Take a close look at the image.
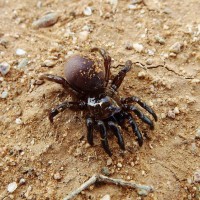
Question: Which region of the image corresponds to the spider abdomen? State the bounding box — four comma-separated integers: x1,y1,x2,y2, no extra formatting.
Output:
64,54,105,93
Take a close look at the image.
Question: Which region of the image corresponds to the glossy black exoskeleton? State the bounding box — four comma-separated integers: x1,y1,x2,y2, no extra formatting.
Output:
40,48,157,156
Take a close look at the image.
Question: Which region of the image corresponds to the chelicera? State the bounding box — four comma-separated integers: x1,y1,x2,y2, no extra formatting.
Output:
40,48,157,156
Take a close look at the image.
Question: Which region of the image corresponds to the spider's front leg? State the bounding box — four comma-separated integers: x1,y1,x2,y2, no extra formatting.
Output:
97,120,112,156
49,101,86,123
111,60,132,91
91,47,111,87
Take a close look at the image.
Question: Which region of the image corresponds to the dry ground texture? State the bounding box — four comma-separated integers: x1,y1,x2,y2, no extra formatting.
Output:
0,0,200,199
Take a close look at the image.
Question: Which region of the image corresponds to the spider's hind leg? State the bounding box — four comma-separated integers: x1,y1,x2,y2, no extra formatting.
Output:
39,74,69,89
121,96,157,121
124,112,143,146
123,104,154,129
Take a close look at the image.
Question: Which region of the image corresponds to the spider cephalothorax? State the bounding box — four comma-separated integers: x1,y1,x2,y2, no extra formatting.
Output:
40,48,157,156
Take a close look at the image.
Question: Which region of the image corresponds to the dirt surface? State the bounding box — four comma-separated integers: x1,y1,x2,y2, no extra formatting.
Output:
0,0,200,199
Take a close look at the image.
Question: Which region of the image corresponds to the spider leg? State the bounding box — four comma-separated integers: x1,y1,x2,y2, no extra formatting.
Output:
108,121,125,150
39,74,69,89
111,60,132,91
49,101,86,123
91,47,111,87
121,96,157,121
123,104,154,129
125,112,143,146
97,120,112,156
86,117,94,145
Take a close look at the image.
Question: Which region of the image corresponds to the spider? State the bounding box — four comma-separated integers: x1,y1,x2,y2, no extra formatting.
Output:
40,48,157,156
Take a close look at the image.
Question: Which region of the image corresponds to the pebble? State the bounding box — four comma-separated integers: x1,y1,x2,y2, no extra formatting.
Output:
43,60,56,67
17,58,28,69
16,48,26,56
0,38,9,47
167,110,176,119
146,58,153,65
117,163,122,168
1,91,8,98
101,194,111,200
106,158,112,166
53,172,62,180
169,42,183,54
154,34,165,44
7,182,18,193
0,62,10,75
147,49,155,56
83,7,92,16
193,170,200,183
78,31,89,41
101,167,110,176
15,118,23,125
174,107,180,114
137,189,148,196
138,71,147,78
133,43,144,53
195,128,200,139
131,0,142,4
19,178,26,185
125,41,133,50
32,12,59,29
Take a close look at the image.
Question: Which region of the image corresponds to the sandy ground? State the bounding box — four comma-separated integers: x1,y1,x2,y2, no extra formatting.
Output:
0,0,200,199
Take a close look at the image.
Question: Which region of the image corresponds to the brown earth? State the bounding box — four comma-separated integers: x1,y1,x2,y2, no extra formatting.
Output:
0,0,200,199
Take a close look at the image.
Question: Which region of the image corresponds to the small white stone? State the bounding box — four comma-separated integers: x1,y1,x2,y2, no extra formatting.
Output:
174,107,180,114
146,58,153,65
133,43,144,52
32,12,58,29
117,163,122,168
101,194,111,200
43,60,56,67
138,71,147,78
1,91,8,98
0,62,10,76
18,58,28,69
106,158,112,166
16,48,26,56
147,49,155,56
154,34,165,44
78,31,89,41
15,118,23,125
193,170,200,183
53,172,62,180
169,42,183,54
7,182,18,193
83,7,92,16
167,110,175,119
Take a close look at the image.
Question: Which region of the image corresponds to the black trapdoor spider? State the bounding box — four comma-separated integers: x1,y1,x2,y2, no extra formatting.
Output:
40,48,157,156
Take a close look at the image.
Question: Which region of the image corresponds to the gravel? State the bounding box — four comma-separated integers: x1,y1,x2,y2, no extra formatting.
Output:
83,7,92,16
133,43,144,52
7,182,18,193
100,194,111,200
1,91,8,98
16,48,26,56
43,60,56,67
32,12,59,28
0,62,10,76
17,58,28,69
169,42,184,54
